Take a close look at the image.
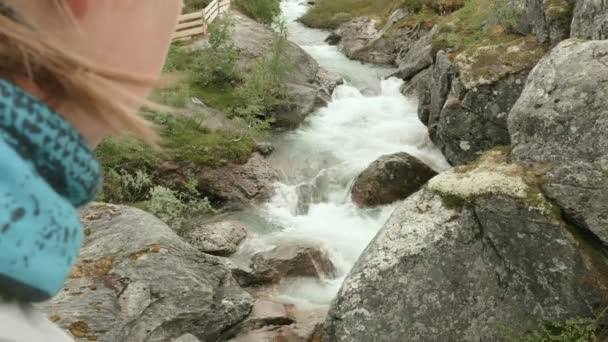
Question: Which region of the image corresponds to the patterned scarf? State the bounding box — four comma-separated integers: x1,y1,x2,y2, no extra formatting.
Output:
0,79,101,207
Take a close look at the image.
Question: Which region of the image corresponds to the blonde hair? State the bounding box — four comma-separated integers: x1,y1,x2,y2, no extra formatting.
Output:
0,0,160,144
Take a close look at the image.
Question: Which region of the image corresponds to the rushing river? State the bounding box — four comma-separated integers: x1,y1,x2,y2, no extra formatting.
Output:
235,0,449,308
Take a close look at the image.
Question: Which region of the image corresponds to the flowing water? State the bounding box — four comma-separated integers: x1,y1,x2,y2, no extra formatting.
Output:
235,0,450,308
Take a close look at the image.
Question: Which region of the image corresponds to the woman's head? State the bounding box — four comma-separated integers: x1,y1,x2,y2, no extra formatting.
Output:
0,0,183,145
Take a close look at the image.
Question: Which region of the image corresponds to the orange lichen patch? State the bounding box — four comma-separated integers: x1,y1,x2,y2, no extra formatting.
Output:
128,244,162,260
49,314,61,322
70,256,116,279
68,321,99,341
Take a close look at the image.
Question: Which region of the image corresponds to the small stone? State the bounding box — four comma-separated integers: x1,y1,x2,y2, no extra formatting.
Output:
251,242,337,280
183,220,248,257
174,333,202,342
255,142,275,156
324,32,341,46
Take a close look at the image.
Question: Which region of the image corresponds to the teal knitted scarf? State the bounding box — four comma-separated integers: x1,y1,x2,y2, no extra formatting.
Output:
0,79,101,301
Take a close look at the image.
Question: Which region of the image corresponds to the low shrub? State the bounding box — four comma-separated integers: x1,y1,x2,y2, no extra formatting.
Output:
194,18,241,87
500,318,598,342
234,0,281,25
147,180,215,231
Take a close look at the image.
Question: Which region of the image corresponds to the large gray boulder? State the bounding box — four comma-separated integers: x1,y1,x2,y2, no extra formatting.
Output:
509,39,608,245
231,11,337,128
39,203,253,342
431,69,527,165
326,151,604,341
350,152,437,208
334,17,396,65
571,0,608,40
331,9,413,66
419,45,538,165
391,29,434,82
517,0,574,45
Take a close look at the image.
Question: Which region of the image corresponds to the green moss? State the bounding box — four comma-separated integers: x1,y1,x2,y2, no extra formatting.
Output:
153,112,255,168
300,0,413,29
499,318,597,341
183,0,212,13
439,193,466,210
192,83,240,113
544,0,574,21
234,0,281,25
429,0,545,86
95,136,160,174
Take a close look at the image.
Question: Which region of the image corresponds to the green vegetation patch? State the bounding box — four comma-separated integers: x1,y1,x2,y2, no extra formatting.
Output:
300,0,413,29
301,0,464,30
430,0,545,88
183,0,212,13
154,112,255,168
96,17,292,209
544,0,574,21
95,135,160,174
499,318,598,341
234,0,281,25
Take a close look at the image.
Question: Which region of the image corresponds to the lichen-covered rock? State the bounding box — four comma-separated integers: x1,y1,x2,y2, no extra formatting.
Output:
391,30,434,82
350,152,437,208
333,13,412,65
453,37,544,89
517,0,575,45
325,151,605,341
571,0,608,40
196,153,279,209
251,243,337,281
334,18,388,64
418,50,455,127
509,39,608,245
182,220,248,257
431,70,527,165
420,47,533,165
38,203,253,342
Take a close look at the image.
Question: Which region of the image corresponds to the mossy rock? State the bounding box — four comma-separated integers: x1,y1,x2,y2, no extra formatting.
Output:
427,150,560,219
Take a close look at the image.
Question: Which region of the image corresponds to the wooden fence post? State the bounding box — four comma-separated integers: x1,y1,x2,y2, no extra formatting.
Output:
201,9,207,36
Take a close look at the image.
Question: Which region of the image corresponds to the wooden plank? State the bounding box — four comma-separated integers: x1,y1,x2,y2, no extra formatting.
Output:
206,10,218,23
204,0,219,13
175,19,204,31
179,11,203,21
172,26,206,40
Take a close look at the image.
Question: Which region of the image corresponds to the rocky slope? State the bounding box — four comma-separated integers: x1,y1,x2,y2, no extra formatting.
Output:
509,39,608,247
326,151,605,341
300,0,608,340
38,204,254,342
40,204,329,342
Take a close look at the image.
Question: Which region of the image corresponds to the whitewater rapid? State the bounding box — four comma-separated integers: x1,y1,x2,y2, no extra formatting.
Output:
235,0,450,307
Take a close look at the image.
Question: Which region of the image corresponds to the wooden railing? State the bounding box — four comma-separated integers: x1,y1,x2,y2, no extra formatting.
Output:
173,0,231,41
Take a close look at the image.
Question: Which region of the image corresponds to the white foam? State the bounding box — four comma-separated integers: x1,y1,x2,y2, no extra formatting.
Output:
236,0,450,306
